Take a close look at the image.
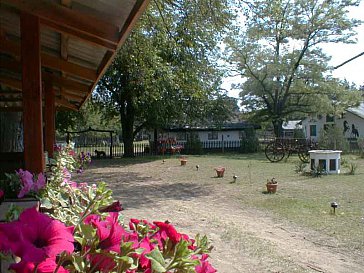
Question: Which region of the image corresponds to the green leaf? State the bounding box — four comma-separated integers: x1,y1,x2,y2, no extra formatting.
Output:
146,249,167,273
72,255,86,272
78,224,96,241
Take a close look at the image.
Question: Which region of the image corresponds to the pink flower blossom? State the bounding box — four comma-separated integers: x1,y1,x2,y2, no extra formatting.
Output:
138,237,154,269
0,208,74,263
0,189,4,200
16,169,34,198
86,213,138,272
33,173,46,192
62,168,72,184
9,258,69,273
195,254,217,273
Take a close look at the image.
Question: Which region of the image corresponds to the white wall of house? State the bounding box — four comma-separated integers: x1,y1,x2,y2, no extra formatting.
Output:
198,130,241,142
160,130,243,142
301,111,363,141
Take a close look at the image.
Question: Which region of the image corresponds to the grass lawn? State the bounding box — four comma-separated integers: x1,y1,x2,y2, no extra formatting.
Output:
93,152,364,256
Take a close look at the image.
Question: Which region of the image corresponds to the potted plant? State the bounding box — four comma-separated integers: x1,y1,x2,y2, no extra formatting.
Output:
0,170,45,221
215,166,226,177
180,156,188,166
266,177,278,193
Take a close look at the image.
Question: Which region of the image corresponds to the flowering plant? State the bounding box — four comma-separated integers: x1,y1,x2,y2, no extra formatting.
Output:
266,177,278,184
0,145,216,272
0,169,46,201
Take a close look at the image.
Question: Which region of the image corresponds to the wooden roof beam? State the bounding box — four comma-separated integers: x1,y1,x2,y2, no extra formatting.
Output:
1,0,119,50
56,96,78,111
85,0,150,104
0,39,97,81
0,59,91,94
0,75,22,90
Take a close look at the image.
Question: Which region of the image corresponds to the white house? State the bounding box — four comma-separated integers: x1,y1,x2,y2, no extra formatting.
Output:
301,102,364,141
151,121,261,153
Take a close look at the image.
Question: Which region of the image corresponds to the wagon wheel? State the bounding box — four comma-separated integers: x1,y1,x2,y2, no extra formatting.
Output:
297,147,309,163
265,142,285,162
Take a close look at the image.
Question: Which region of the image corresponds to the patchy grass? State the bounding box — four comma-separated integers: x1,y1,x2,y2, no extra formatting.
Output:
86,152,364,256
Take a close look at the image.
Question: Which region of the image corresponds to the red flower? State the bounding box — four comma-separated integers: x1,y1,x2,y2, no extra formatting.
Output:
153,221,181,246
0,208,74,263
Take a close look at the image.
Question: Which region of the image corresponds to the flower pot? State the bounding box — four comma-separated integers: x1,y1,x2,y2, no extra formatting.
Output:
266,183,278,193
180,159,187,166
0,198,40,222
215,168,225,177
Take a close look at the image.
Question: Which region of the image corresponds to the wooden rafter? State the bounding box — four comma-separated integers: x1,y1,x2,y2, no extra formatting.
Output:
0,60,90,95
55,96,78,110
1,0,119,50
0,38,97,81
85,0,151,104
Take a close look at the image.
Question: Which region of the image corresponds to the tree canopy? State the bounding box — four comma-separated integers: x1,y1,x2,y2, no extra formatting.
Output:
226,0,362,136
94,0,237,156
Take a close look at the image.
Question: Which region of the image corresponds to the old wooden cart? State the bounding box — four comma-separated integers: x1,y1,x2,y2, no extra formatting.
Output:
264,138,318,163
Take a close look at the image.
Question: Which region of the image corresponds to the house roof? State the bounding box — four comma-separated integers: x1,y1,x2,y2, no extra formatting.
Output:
165,122,261,132
282,120,302,130
346,102,364,119
0,0,149,111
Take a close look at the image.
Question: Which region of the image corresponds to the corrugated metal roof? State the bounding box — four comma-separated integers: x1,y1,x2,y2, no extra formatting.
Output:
347,102,364,119
0,0,150,111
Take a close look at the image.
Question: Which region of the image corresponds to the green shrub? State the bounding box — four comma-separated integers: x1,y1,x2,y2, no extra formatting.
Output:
318,125,349,152
240,128,259,153
184,133,203,155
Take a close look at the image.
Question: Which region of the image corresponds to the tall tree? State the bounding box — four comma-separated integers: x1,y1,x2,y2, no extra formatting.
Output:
94,0,235,156
226,0,361,137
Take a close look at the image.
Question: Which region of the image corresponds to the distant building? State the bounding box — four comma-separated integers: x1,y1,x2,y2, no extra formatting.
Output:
301,103,364,141
151,121,261,153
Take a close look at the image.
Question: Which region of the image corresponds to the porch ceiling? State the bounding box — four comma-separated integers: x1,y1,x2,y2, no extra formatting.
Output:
0,0,149,111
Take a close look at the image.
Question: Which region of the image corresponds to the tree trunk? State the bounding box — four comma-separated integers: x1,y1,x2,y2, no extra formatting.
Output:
0,112,24,152
120,96,135,157
272,119,283,138
122,119,134,157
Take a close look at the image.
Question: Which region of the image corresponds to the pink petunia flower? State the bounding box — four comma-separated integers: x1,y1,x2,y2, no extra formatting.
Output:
86,213,139,272
9,258,69,273
33,173,46,192
0,207,74,263
195,254,217,273
138,237,155,269
16,169,34,198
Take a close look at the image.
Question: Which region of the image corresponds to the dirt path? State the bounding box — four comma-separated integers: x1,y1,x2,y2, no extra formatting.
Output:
82,162,364,273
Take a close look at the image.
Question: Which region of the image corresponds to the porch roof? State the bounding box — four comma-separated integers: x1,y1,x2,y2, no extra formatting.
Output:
0,0,149,111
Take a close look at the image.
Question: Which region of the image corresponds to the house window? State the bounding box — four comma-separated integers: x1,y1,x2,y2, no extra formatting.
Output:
326,115,334,123
310,125,317,137
208,131,218,140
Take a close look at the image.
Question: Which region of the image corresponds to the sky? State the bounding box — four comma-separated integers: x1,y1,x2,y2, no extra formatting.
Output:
223,1,364,99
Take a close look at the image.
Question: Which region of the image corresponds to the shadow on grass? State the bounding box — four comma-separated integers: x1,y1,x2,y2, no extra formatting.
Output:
76,170,212,210
87,155,180,168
